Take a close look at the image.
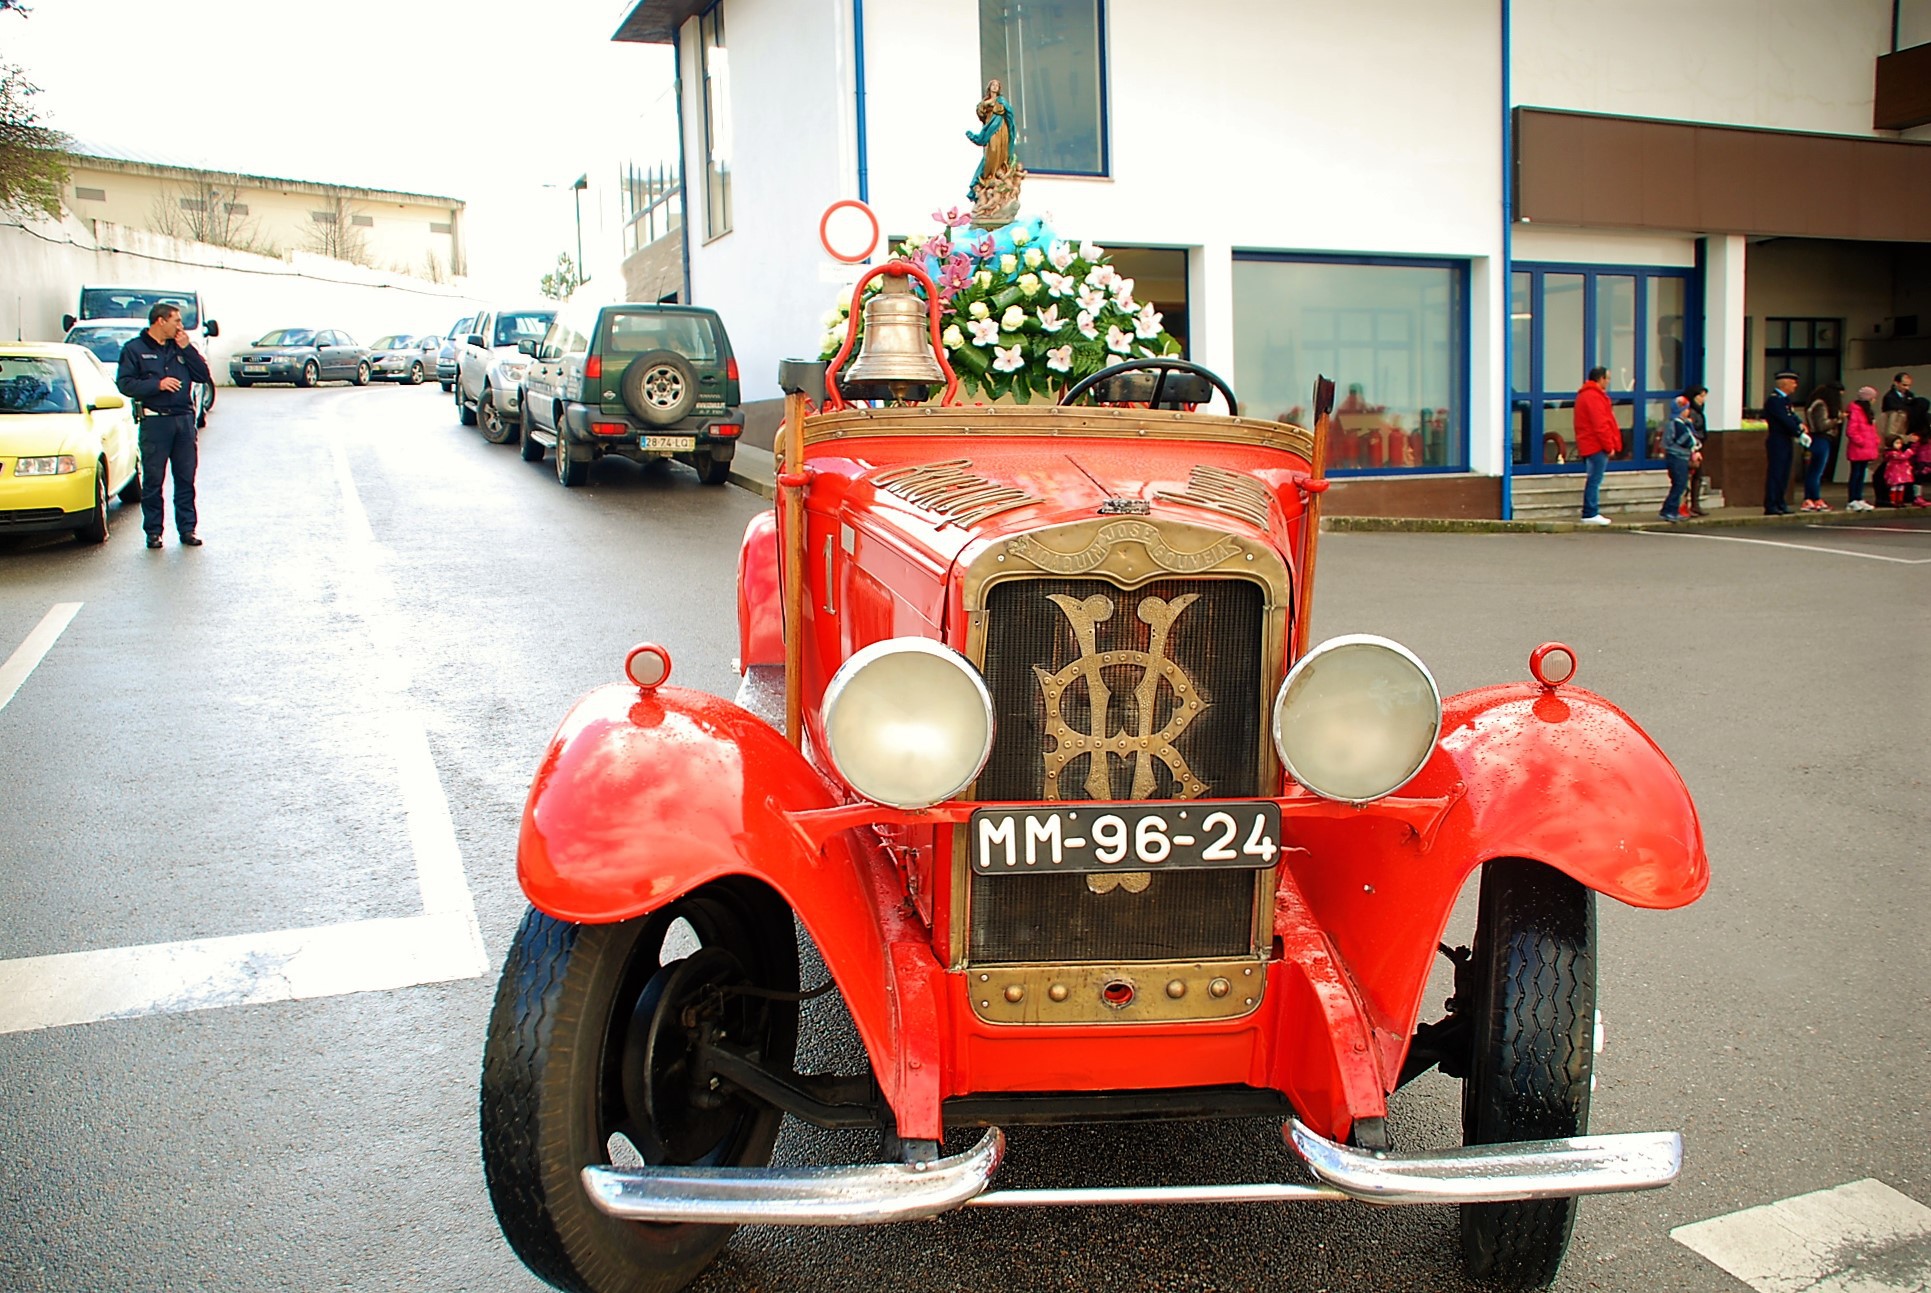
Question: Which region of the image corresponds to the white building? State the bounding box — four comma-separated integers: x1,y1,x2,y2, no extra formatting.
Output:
615,0,1931,517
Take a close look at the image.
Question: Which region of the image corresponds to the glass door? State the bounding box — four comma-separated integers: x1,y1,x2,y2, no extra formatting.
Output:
1511,264,1697,472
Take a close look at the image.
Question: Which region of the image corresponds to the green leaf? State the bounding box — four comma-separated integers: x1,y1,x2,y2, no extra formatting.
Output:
991,286,1022,310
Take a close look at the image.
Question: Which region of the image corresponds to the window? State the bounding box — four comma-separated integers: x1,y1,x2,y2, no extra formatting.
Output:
1763,317,1841,399
699,4,732,240
310,209,337,224
178,197,206,212
430,221,453,234
493,312,555,347
1510,264,1697,469
351,214,375,228
73,186,106,202
1234,255,1467,472
225,202,249,216
1107,247,1188,354
979,0,1106,176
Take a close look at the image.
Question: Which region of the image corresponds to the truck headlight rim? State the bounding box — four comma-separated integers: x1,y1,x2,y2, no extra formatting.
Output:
1271,633,1442,804
821,637,995,810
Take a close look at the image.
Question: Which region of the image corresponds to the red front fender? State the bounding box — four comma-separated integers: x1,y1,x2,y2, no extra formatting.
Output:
1284,682,1709,1085
737,510,783,670
517,683,945,1137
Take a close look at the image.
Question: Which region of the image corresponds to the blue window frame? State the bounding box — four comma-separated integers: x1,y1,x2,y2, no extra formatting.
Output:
1233,252,1470,474
978,0,1108,177
1511,262,1700,472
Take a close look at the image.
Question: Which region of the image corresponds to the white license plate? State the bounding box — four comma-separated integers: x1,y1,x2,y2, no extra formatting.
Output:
642,435,696,451
970,801,1283,874
242,365,269,373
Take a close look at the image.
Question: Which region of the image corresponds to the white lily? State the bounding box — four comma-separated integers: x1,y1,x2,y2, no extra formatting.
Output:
1079,240,1102,261
992,344,1025,373
1077,284,1108,314
1106,324,1134,355
1077,310,1099,340
1037,304,1067,333
1134,302,1164,339
1041,271,1073,297
1045,344,1074,372
1048,241,1076,271
969,317,1002,346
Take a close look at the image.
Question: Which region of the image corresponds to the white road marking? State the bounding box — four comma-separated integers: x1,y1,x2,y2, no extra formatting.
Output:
1808,523,1931,534
1672,1178,1931,1292
0,427,486,1035
1634,530,1931,564
0,602,82,713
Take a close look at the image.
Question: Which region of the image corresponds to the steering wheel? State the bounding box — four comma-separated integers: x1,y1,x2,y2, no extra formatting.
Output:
1057,357,1238,413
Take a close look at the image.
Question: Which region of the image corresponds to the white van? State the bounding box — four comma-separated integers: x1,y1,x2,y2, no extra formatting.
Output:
63,285,221,420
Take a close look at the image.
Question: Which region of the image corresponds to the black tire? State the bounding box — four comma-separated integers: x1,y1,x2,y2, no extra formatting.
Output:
619,351,699,428
117,457,142,504
480,387,516,444
353,361,371,387
457,380,478,426
408,362,425,386
556,425,588,487
520,403,545,462
298,360,319,389
481,884,798,1293
1460,859,1598,1289
75,462,109,544
692,451,730,486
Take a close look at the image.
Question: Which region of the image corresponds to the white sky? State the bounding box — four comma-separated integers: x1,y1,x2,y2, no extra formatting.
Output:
5,0,678,297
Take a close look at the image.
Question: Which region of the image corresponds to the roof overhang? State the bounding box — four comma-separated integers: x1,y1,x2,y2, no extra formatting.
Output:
612,0,708,44
1514,108,1931,242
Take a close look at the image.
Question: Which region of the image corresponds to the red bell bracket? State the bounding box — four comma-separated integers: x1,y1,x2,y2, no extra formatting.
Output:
1529,642,1578,690
823,259,961,412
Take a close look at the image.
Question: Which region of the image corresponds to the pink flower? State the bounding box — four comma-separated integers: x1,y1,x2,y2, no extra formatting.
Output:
1105,324,1134,355
932,206,972,229
940,255,974,292
921,235,950,259
974,234,997,259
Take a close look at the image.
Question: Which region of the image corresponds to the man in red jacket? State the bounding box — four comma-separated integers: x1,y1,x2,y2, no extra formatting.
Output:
1574,366,1622,525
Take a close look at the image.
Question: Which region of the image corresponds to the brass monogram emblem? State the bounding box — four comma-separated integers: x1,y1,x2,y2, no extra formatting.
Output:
1034,591,1210,805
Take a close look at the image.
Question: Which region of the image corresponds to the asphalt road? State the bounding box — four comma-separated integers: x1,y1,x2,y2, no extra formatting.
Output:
0,385,1925,1293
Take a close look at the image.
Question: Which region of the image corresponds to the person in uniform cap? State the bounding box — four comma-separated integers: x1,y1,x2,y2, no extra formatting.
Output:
1761,370,1806,516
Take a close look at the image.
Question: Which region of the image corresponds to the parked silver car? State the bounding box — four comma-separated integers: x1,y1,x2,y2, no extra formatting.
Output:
369,335,441,384
455,306,554,443
230,328,372,387
437,316,473,392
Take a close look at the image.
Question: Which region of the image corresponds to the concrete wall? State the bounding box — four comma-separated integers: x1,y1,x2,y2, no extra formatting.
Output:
64,161,464,281
1514,0,1895,136
4,213,484,382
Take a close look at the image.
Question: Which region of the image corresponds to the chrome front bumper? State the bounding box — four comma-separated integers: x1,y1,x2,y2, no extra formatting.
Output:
581,1120,1682,1225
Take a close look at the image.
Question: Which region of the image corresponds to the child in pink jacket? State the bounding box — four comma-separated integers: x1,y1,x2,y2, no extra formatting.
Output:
1844,388,1881,510
1881,435,1916,508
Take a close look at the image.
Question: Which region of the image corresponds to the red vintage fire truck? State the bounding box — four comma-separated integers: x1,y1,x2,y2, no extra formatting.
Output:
480,256,1709,1293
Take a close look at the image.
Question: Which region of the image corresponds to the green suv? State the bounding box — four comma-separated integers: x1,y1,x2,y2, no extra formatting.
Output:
515,302,742,487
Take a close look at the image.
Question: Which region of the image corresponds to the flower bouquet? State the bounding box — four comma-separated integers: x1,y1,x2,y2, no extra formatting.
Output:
819,208,1182,403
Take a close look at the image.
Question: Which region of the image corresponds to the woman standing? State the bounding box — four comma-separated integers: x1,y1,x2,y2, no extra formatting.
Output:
1800,382,1845,511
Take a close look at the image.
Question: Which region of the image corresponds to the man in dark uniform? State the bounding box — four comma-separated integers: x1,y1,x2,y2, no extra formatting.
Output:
116,302,212,548
1761,369,1805,516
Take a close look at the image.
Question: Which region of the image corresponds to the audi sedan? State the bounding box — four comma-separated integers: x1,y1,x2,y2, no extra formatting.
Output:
369,335,441,384
229,328,372,388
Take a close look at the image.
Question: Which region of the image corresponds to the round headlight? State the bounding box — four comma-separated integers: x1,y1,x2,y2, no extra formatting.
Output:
1271,634,1441,803
822,638,995,809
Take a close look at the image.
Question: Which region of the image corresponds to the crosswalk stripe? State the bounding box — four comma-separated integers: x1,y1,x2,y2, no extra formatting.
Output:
1671,1178,1931,1292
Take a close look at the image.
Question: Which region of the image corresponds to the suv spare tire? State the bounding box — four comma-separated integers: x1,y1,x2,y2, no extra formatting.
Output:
619,350,699,428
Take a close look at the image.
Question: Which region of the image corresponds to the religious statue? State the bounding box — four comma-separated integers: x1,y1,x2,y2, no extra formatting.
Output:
964,78,1026,227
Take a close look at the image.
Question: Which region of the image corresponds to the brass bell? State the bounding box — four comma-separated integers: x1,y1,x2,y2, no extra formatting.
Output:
844,271,946,394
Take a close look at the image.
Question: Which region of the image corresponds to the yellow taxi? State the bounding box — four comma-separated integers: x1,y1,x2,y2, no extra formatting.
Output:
0,342,142,544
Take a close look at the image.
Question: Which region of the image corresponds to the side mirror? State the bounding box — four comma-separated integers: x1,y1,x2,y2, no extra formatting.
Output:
88,393,128,412
204,320,220,339
516,339,537,357
467,334,485,348
62,314,77,331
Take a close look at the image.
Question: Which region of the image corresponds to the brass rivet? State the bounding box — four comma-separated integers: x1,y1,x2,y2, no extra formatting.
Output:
1208,978,1231,998
1165,979,1186,999
1048,983,1070,1002
979,973,990,982
1004,984,1025,1003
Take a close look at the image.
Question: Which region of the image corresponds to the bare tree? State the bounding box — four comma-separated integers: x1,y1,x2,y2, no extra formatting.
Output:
148,170,275,254
420,250,447,284
302,195,372,266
